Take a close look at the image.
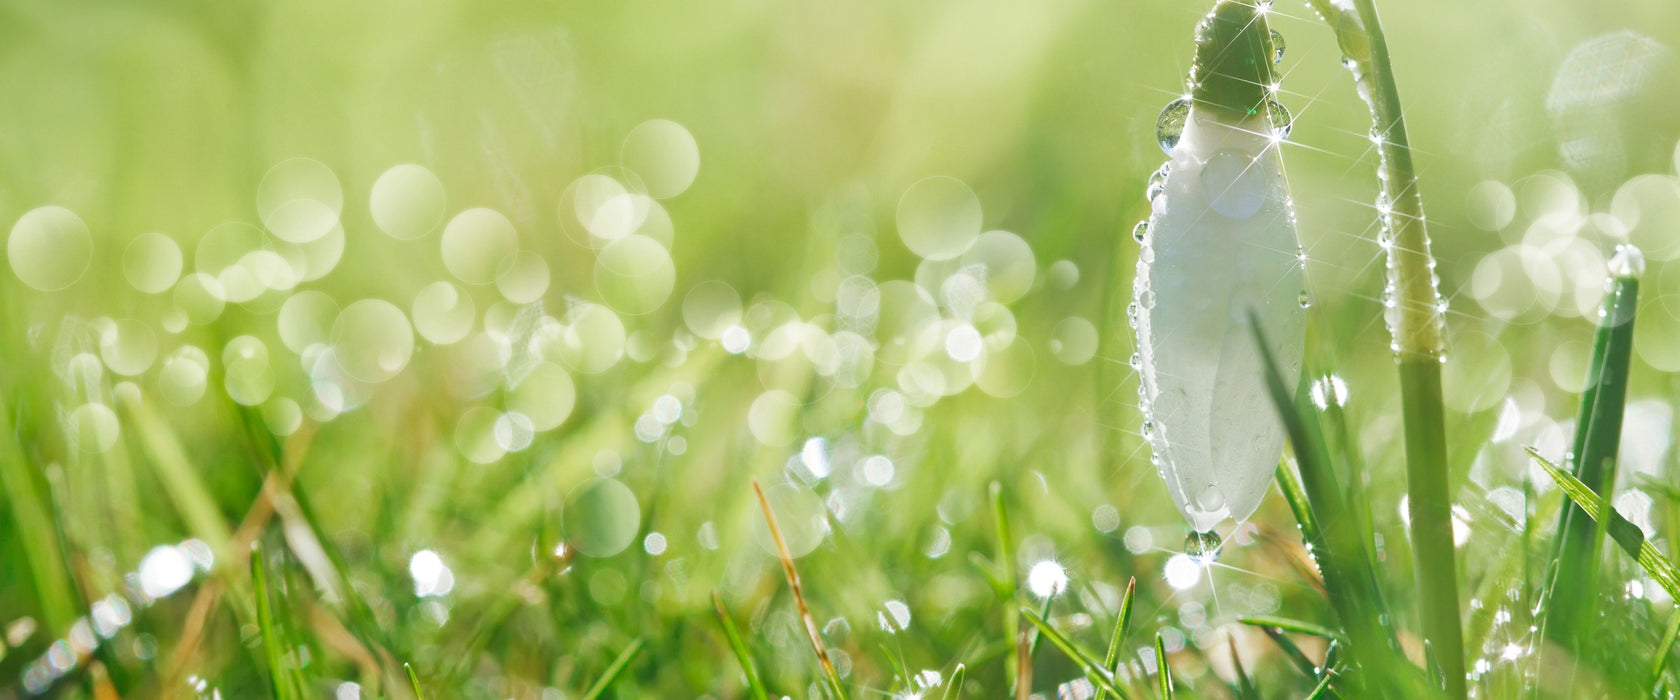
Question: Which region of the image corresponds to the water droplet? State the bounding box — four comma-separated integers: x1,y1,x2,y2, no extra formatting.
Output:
1298,290,1313,308
1267,100,1293,140
1270,29,1286,64
1184,530,1223,561
1155,98,1190,155
1132,221,1149,243
1608,244,1645,279
1130,352,1141,369
1141,420,1155,437
1138,290,1156,309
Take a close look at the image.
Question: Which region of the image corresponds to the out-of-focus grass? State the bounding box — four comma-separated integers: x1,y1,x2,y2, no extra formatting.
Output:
2,0,1680,697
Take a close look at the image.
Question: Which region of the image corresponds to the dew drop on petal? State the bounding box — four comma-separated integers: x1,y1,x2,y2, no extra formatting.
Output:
1184,530,1223,562
1155,98,1190,155
1270,29,1285,64
1266,100,1293,140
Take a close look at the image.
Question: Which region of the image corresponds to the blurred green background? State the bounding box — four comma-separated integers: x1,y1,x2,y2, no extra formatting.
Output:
4,0,1680,697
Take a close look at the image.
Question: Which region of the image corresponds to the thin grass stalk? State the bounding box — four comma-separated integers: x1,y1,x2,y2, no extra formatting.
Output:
1649,608,1680,692
713,591,772,700
1021,608,1131,699
1015,619,1032,700
1099,577,1137,700
752,479,846,699
1547,267,1639,643
1155,632,1174,698
252,542,300,700
1228,633,1259,700
1251,313,1414,695
405,662,426,700
582,638,644,700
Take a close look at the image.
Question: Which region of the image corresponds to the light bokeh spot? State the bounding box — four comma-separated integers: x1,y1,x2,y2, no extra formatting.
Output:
370,164,447,240
8,206,92,291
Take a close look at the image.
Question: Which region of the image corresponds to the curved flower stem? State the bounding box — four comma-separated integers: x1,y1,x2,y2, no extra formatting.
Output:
1306,0,1464,694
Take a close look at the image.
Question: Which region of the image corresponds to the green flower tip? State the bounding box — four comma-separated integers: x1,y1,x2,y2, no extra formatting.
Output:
1191,0,1278,122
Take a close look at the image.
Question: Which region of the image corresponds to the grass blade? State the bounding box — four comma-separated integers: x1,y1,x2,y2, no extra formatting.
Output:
1228,632,1259,700
1547,266,1639,643
753,479,846,699
1155,632,1173,699
581,637,644,700
1020,608,1130,699
941,663,966,700
1258,624,1321,681
1527,448,1680,600
1238,616,1338,639
1099,577,1136,700
0,391,79,635
1650,608,1680,693
1306,671,1338,699
252,542,299,700
1248,310,1409,693
713,591,771,700
406,663,426,700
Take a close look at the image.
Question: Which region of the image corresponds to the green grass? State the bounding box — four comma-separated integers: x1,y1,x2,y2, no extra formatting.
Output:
3,0,1680,698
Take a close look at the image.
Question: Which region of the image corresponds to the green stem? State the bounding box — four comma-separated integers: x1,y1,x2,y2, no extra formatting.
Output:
1311,0,1465,691
1398,361,1464,696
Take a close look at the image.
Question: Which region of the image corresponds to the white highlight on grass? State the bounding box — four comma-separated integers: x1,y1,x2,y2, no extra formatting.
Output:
1027,560,1069,599
138,546,194,599
409,549,455,597
1163,554,1201,590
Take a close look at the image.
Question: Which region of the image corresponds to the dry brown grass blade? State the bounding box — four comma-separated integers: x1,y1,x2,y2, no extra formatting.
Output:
751,479,844,697
163,425,316,687
1015,619,1033,700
